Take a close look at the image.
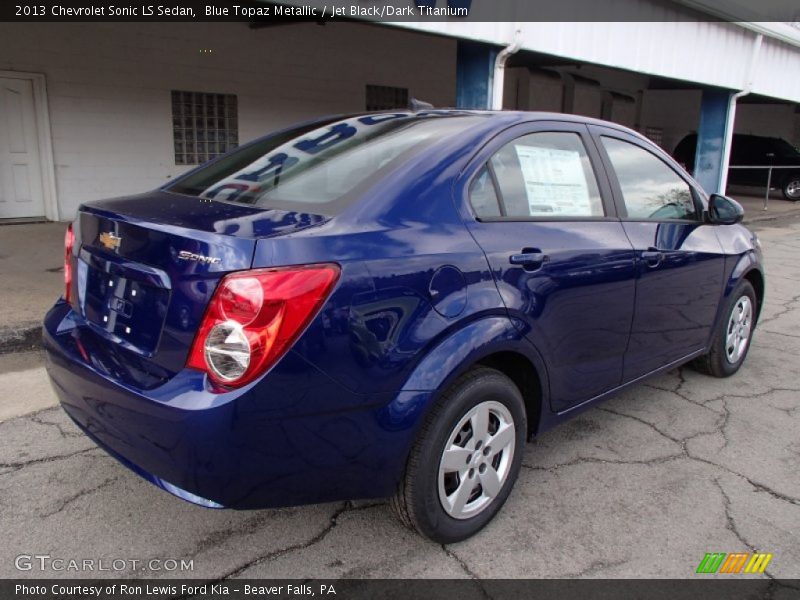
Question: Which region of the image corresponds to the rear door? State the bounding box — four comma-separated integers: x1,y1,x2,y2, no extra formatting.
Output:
589,125,726,382
459,121,637,412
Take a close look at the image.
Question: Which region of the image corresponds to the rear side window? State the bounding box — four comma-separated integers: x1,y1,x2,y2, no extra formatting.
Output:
168,113,483,215
470,131,605,219
601,136,698,221
469,165,502,218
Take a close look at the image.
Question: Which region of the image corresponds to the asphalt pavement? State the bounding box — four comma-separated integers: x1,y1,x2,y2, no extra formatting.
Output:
0,216,798,582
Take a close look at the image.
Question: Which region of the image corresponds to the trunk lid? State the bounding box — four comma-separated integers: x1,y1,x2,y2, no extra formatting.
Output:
71,191,328,382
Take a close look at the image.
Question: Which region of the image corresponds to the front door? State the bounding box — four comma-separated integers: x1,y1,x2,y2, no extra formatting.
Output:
460,122,637,412
0,76,45,219
590,126,726,382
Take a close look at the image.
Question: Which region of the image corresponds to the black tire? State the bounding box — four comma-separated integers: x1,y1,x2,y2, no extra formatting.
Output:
390,366,527,543
692,280,757,377
782,176,800,201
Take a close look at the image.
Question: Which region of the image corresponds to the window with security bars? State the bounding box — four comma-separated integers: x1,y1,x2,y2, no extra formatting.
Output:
366,84,409,111
172,91,238,165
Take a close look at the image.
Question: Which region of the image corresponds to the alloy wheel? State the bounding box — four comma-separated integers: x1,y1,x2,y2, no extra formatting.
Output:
786,179,800,199
437,400,516,520
725,295,753,364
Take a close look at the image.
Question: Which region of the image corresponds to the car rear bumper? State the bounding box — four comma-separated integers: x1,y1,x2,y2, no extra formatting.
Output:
44,301,424,509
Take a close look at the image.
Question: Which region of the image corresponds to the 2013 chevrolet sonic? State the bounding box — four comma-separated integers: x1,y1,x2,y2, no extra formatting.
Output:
44,110,764,542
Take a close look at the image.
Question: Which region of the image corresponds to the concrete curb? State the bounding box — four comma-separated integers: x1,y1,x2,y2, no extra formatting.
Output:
0,323,43,355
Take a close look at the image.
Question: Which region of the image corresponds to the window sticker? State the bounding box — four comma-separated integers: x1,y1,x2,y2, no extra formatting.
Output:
514,145,593,216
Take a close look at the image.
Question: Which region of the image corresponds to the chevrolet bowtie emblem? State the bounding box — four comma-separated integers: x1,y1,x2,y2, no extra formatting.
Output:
99,231,122,251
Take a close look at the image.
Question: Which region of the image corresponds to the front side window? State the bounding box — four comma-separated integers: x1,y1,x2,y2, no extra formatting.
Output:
470,131,604,219
601,136,698,221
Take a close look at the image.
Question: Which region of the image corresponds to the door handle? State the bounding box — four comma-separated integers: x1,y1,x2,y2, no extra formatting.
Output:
641,248,663,268
509,250,547,270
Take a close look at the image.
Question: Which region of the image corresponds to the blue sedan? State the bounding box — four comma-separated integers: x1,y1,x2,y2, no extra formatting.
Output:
44,110,764,542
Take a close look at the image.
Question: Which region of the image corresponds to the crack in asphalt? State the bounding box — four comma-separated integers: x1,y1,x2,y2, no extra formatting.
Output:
40,476,121,518
746,479,800,507
757,292,800,326
28,413,84,439
0,404,62,426
566,557,630,578
187,502,352,589
710,477,794,585
2,376,796,581
770,404,800,418
642,381,723,414
717,397,734,450
182,510,285,563
596,406,688,446
596,405,800,507
521,453,685,472
1,372,796,583
760,329,800,340
440,545,492,600
0,446,96,472
713,478,756,553
521,385,800,549
714,387,800,404
117,505,396,580
752,341,800,357
174,500,387,589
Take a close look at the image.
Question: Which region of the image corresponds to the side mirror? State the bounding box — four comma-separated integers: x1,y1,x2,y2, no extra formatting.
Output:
708,194,744,225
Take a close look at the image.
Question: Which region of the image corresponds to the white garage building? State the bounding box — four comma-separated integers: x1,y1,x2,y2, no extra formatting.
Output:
0,2,799,221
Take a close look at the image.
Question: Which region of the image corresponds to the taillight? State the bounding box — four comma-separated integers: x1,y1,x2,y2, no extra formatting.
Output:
64,224,75,303
187,264,340,389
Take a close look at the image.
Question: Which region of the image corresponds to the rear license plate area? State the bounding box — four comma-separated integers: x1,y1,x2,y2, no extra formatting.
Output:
79,256,170,355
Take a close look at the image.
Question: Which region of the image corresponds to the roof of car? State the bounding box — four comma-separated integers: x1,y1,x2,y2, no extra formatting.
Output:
353,108,647,144
366,108,637,129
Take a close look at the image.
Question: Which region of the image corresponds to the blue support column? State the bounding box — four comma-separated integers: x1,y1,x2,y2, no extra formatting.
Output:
456,40,497,109
694,89,735,194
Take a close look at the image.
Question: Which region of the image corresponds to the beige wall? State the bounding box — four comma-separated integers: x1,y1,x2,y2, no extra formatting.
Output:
734,104,798,139
0,22,456,219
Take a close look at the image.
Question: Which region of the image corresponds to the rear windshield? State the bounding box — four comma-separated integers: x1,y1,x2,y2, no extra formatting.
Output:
167,113,483,215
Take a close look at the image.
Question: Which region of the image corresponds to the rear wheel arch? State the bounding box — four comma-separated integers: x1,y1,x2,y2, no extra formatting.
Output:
474,351,543,439
400,316,548,395
395,320,548,468
404,346,547,443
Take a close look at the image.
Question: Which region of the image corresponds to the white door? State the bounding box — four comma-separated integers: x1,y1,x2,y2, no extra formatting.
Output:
0,77,45,219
